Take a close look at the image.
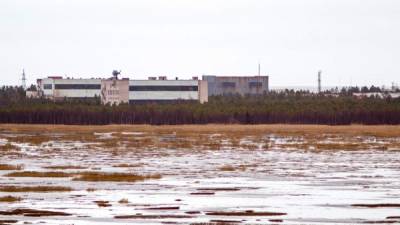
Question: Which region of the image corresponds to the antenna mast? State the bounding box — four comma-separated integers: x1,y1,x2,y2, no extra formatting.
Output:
257,63,261,95
318,70,322,93
22,69,26,90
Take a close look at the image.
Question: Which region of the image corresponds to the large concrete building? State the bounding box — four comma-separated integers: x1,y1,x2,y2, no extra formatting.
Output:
37,76,208,104
128,79,208,104
37,74,268,103
202,75,269,96
37,77,101,100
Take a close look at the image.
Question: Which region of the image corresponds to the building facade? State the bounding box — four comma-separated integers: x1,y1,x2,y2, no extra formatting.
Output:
202,75,269,96
101,78,129,105
37,77,101,100
128,79,208,104
37,76,208,104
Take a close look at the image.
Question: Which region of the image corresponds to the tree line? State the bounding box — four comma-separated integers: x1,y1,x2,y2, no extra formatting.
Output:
0,86,400,125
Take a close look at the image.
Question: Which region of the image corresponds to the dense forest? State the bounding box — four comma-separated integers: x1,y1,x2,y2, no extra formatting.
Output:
0,86,400,125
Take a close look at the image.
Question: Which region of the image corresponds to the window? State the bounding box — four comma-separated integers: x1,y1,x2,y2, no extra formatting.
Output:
129,85,198,91
43,84,52,89
108,90,119,95
249,82,262,88
54,84,101,89
221,82,236,88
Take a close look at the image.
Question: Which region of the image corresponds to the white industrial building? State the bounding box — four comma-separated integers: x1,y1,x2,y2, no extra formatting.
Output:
128,79,207,104
37,77,101,100
37,76,208,104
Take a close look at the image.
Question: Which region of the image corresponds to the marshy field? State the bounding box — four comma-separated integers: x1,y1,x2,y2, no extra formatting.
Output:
0,124,400,225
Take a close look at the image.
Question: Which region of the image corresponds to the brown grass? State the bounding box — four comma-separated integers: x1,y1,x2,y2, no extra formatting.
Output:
205,210,287,216
4,171,72,178
1,125,399,154
143,206,180,210
0,164,23,170
219,165,236,171
118,198,129,204
197,188,240,191
0,196,22,202
6,135,51,145
112,163,143,168
386,216,400,219
191,223,238,225
2,124,400,137
0,143,15,151
0,220,18,224
0,208,71,216
0,186,72,192
351,203,400,208
43,165,87,170
73,172,161,182
94,200,111,207
115,214,193,219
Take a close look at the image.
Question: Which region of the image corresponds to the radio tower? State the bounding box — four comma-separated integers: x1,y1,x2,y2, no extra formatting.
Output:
21,69,26,90
318,70,322,93
257,63,261,95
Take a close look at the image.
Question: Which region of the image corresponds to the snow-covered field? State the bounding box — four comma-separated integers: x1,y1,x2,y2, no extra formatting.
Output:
1,125,400,225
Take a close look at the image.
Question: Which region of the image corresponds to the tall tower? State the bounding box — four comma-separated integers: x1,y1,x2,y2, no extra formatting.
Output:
22,69,26,90
318,70,322,93
257,63,261,95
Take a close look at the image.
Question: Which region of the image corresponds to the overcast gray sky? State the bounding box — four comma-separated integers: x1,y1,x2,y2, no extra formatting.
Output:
1,0,399,87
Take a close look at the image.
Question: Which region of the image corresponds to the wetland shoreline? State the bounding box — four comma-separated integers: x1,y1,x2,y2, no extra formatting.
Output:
1,124,400,137
1,124,400,224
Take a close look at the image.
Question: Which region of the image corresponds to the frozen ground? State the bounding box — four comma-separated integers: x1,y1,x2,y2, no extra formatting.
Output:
0,126,400,225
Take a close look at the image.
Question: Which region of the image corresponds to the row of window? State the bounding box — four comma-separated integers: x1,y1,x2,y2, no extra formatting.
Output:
129,99,197,104
129,86,198,91
107,90,119,95
43,84,199,92
55,84,101,89
43,84,101,90
221,82,263,88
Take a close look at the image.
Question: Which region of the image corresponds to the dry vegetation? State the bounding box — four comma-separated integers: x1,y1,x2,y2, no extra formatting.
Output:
191,223,238,225
0,164,23,170
351,203,400,208
0,143,15,151
205,210,287,216
1,124,400,153
43,165,87,170
112,163,143,168
2,124,400,137
4,171,72,178
6,135,51,145
118,198,129,204
0,186,72,192
0,208,71,216
0,196,21,202
94,200,112,207
72,172,161,182
218,165,236,172
115,214,193,219
0,220,18,225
